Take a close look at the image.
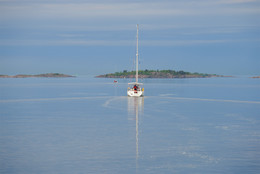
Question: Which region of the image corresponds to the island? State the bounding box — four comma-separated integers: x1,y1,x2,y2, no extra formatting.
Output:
96,70,226,78
251,76,260,78
0,73,76,78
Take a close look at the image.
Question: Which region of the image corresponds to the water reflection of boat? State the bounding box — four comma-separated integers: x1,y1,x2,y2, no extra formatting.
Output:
127,97,144,160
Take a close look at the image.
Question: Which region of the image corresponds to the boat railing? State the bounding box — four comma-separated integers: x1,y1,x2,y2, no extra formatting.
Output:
127,87,144,92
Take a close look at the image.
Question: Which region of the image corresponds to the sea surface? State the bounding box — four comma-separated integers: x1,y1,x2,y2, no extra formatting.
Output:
0,77,259,174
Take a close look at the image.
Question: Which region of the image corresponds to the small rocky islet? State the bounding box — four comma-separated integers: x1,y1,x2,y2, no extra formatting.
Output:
0,73,75,78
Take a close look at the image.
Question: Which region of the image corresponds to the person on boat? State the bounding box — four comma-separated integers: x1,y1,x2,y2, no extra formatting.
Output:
133,85,138,91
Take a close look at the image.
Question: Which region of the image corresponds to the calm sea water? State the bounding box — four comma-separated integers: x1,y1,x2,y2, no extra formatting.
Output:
0,77,259,174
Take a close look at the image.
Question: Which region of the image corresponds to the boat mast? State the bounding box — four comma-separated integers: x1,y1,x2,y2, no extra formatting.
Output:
136,24,139,83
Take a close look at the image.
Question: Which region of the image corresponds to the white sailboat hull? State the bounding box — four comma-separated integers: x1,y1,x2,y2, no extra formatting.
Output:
127,90,144,97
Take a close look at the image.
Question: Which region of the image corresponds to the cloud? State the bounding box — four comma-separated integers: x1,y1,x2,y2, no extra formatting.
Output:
0,1,259,48
0,39,132,46
216,0,257,4
58,34,87,38
1,0,259,22
0,2,186,20
0,38,245,47
141,39,236,46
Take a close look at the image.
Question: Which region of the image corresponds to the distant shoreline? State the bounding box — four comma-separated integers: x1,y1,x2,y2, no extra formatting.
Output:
0,73,76,78
251,76,260,78
96,70,231,79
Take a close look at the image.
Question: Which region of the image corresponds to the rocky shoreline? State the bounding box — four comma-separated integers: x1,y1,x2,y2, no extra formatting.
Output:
96,74,224,78
0,73,76,78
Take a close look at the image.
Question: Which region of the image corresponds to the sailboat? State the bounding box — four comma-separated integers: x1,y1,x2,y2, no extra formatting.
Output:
127,24,144,97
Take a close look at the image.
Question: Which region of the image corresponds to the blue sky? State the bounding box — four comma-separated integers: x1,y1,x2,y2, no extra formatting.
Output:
0,0,259,76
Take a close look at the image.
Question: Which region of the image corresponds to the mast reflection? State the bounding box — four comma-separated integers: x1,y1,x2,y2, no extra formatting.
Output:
127,97,144,160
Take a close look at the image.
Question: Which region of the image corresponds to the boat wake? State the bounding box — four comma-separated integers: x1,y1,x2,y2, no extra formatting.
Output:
159,96,260,104
0,96,110,103
0,96,259,105
102,96,126,108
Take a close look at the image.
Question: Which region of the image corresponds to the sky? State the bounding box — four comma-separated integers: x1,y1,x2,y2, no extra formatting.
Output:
0,0,259,76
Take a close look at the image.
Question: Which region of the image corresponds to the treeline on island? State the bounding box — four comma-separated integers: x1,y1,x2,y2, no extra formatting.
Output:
96,69,225,78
